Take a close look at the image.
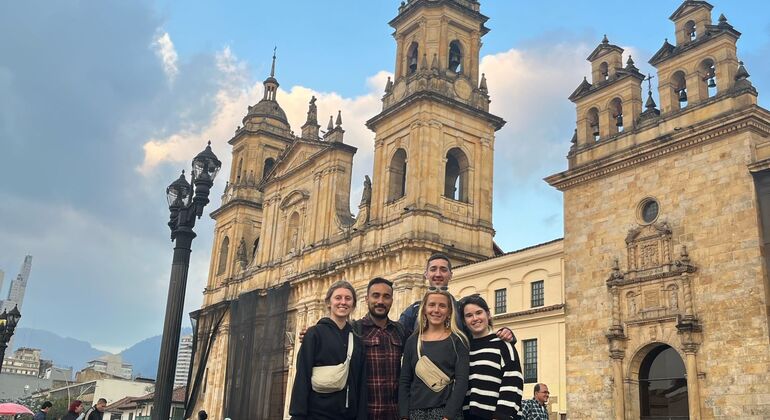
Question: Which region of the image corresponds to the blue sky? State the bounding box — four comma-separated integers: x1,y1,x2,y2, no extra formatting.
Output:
1,0,768,353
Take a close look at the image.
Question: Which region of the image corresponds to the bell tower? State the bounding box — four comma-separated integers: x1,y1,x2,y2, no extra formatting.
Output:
366,0,504,261
205,52,293,294
568,35,645,152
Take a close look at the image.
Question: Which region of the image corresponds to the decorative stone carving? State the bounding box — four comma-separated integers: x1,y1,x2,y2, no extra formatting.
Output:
606,221,701,359
236,237,248,270
360,175,372,206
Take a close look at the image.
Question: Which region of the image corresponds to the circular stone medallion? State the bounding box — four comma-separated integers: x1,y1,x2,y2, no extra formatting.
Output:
453,78,472,100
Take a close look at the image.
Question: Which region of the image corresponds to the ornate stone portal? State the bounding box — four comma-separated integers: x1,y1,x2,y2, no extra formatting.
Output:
605,221,702,419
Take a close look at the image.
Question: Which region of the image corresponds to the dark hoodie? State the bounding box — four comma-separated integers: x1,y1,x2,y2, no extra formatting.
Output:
289,317,367,420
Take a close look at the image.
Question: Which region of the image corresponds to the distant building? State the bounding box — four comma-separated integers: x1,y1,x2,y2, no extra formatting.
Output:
0,255,32,313
42,377,155,408
1,347,41,376
44,366,74,388
174,334,192,387
78,354,133,381
38,359,53,378
0,372,52,401
106,385,186,420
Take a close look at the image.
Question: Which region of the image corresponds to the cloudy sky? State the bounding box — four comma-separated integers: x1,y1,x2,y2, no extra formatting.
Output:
1,0,768,353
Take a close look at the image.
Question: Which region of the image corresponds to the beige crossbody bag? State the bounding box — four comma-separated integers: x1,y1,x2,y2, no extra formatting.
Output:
310,332,354,393
414,338,452,392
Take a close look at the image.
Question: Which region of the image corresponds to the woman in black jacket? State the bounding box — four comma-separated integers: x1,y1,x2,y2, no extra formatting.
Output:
289,280,367,420
61,400,83,420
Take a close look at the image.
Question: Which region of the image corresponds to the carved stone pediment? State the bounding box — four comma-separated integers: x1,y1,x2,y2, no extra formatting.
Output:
608,221,696,287
606,221,700,342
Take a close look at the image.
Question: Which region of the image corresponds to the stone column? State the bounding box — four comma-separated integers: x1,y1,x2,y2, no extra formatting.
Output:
438,17,448,71
607,285,627,420
611,354,626,420
681,274,694,318
684,345,702,420
395,35,405,80
470,31,480,85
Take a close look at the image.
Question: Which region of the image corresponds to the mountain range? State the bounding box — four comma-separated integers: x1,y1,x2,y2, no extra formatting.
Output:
10,327,192,379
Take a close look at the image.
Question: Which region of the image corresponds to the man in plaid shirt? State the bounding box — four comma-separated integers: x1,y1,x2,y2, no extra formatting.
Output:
521,383,550,420
352,277,408,420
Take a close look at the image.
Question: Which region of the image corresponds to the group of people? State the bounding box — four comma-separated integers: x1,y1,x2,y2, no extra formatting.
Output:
33,399,106,420
289,253,551,420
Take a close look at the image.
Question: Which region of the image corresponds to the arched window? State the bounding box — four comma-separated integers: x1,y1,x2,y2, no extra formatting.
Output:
600,62,609,81
217,236,230,275
444,147,470,202
699,59,717,98
639,345,689,418
672,71,688,109
448,40,463,74
587,107,600,142
286,212,300,254
252,236,260,260
262,157,275,180
388,148,407,202
407,42,419,75
610,97,624,134
236,158,243,183
685,20,696,41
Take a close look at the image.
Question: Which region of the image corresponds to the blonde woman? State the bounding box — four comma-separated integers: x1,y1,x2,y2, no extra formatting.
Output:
289,280,367,420
399,287,469,420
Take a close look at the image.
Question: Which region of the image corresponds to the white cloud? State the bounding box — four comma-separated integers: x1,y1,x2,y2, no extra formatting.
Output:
138,48,389,210
152,31,179,82
481,40,593,184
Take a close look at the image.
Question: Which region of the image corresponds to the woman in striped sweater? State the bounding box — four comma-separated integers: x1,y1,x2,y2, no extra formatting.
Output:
460,295,524,420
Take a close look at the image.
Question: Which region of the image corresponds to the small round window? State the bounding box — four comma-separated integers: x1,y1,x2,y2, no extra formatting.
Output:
640,199,659,224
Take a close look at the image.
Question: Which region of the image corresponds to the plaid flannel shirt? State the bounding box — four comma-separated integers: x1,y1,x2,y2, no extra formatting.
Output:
521,398,549,420
357,314,404,419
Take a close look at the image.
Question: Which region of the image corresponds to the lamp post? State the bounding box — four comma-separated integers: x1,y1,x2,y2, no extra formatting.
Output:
153,142,221,420
0,305,22,373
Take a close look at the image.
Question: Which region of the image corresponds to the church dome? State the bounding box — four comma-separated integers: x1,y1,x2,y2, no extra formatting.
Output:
244,98,289,126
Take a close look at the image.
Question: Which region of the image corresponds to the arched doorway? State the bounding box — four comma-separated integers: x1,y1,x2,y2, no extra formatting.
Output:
639,344,689,419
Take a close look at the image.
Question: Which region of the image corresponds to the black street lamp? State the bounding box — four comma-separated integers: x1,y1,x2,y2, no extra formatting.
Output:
153,142,221,420
0,305,22,373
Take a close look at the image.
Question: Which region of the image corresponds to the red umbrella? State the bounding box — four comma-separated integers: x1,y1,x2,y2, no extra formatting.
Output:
0,403,34,415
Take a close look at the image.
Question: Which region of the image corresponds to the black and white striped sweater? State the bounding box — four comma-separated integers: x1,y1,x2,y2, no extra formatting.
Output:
463,334,524,420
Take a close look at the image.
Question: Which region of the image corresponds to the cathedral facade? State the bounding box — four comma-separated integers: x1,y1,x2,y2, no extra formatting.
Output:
546,1,770,418
187,1,770,419
189,0,504,418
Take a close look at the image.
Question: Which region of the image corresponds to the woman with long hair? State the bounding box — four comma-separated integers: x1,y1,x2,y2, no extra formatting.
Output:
61,400,83,420
399,288,469,420
460,295,523,420
289,280,367,420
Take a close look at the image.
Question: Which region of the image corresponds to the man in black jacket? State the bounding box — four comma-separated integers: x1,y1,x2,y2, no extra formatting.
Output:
32,401,52,420
84,398,107,420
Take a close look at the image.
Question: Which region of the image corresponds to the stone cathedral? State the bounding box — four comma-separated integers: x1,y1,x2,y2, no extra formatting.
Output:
188,1,503,419
187,0,770,419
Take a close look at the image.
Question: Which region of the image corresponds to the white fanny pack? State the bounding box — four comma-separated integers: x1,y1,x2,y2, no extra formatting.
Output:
414,339,452,392
310,332,354,393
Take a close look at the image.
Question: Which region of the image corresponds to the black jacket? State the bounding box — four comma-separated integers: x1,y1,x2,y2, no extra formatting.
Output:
85,407,103,420
61,412,79,420
289,317,367,420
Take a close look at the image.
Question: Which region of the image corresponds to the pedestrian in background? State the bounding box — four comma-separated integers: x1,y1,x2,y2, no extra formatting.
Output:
61,400,83,420
33,401,52,420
